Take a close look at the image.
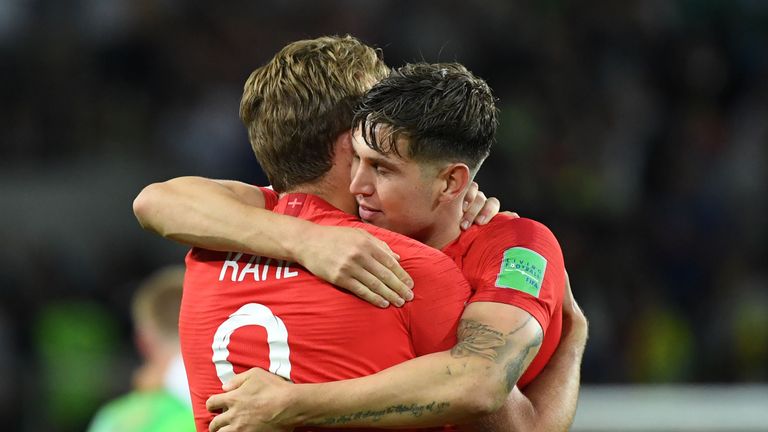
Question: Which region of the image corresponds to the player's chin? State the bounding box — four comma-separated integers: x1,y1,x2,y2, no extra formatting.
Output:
362,212,387,228
361,214,383,226
358,205,382,222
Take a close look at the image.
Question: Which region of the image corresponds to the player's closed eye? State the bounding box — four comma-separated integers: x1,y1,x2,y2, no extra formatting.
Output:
373,165,390,176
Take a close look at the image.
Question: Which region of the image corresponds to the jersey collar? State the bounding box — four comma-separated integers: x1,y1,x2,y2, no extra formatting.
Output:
274,193,356,222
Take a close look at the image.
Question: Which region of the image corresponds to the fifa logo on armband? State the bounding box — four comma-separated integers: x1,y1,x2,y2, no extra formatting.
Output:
495,247,546,297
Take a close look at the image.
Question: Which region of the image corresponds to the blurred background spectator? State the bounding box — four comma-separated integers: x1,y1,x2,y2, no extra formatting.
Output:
0,1,765,430
86,265,193,432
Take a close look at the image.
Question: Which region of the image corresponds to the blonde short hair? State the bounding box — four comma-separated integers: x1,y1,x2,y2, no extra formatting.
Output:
240,35,390,192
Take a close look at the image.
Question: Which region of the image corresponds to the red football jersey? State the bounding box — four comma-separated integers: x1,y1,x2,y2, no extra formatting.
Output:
179,193,471,432
442,215,565,389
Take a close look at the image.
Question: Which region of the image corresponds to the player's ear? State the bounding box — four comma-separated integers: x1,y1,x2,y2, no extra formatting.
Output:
333,130,355,163
436,163,471,203
336,130,353,152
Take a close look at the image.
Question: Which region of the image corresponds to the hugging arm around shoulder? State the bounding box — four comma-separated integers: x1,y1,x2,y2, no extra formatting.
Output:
133,177,413,302
266,301,545,428
133,177,298,258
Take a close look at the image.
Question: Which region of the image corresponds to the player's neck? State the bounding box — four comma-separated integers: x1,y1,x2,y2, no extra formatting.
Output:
133,345,177,391
422,227,461,250
280,141,357,214
420,204,463,250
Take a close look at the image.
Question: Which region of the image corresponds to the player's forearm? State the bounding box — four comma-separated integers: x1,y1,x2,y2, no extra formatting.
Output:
451,298,588,432
282,351,510,428
467,352,584,432
284,307,542,428
518,313,587,431
132,177,306,260
459,318,586,432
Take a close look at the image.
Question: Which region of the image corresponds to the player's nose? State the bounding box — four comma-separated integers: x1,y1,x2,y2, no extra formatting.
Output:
349,166,374,196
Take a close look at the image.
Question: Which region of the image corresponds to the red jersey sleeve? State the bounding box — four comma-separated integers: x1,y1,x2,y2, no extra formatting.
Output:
466,218,565,334
259,186,279,210
399,246,471,356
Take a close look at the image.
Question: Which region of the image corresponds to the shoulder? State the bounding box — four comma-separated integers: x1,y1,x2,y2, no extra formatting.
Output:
87,392,146,431
458,216,564,276
473,216,560,249
361,223,460,270
373,225,446,257
483,215,555,236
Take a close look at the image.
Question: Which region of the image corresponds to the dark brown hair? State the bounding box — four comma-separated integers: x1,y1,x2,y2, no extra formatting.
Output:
353,62,497,171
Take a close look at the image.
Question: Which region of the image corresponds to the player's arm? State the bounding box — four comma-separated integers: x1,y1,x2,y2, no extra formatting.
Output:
463,274,588,431
133,176,412,306
206,302,543,431
134,176,271,253
134,177,497,246
133,176,499,306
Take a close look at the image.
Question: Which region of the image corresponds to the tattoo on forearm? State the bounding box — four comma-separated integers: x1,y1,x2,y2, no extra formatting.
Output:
313,401,450,426
314,320,541,427
451,317,544,391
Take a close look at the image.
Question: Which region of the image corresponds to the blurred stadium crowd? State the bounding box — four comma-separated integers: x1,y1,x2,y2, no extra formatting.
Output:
0,1,766,430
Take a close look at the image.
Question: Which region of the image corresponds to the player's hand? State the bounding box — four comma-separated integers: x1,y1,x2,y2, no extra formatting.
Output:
207,368,294,432
297,224,414,308
461,182,501,230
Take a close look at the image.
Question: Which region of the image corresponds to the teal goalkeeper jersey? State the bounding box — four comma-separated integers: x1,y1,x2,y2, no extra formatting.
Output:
87,390,195,432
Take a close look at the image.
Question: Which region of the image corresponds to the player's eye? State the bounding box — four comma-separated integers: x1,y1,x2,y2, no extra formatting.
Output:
373,164,389,176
